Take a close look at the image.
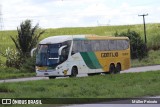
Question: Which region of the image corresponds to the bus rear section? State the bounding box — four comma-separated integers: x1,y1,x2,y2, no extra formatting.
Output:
71,36,130,74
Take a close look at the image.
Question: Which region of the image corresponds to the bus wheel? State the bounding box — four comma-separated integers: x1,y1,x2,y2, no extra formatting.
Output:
49,76,56,79
109,64,116,74
116,63,121,74
69,66,78,77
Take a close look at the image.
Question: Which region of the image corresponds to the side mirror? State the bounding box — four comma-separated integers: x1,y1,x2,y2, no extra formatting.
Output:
58,45,67,56
31,48,37,57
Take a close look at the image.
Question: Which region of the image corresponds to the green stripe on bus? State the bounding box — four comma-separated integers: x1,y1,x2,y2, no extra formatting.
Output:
80,52,102,69
88,52,102,69
80,52,95,69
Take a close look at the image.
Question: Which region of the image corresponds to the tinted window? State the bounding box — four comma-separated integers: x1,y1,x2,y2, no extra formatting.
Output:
81,40,92,52
109,40,117,50
72,40,82,53
99,40,109,51
72,39,129,53
91,40,101,51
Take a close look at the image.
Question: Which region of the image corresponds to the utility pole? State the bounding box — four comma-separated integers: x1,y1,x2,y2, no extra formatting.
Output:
138,14,148,44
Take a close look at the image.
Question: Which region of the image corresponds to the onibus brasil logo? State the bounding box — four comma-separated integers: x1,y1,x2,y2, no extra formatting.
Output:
2,99,42,105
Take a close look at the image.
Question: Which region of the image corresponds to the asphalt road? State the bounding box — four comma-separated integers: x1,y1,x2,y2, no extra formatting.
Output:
0,65,160,83
122,65,160,73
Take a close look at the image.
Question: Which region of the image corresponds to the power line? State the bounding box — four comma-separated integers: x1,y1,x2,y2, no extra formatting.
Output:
2,12,138,19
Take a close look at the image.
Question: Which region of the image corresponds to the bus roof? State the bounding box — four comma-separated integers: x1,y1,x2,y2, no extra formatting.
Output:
85,35,129,40
39,35,129,44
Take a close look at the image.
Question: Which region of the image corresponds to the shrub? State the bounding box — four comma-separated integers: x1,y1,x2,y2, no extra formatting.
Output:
115,29,148,59
20,56,36,73
0,58,3,67
148,34,160,50
1,47,23,69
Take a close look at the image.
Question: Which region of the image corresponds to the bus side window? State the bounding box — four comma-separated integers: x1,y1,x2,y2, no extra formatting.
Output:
109,40,117,50
123,40,129,50
117,40,124,50
91,40,100,51
82,40,92,52
117,40,129,50
100,40,109,51
72,40,82,54
60,47,69,63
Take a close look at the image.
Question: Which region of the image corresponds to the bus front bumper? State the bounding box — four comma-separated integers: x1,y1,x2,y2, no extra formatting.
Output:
36,70,64,77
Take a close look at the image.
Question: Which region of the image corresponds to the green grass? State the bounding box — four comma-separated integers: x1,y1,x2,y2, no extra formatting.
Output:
131,50,160,67
0,72,35,79
0,23,160,53
0,67,35,79
0,71,160,99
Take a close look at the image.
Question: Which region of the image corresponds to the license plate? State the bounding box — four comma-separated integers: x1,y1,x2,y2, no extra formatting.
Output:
44,73,49,75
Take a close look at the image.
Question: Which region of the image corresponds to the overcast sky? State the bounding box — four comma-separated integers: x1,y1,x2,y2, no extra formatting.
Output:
0,0,160,30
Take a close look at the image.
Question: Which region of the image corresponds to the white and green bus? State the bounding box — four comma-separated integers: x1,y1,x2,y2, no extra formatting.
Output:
34,35,130,79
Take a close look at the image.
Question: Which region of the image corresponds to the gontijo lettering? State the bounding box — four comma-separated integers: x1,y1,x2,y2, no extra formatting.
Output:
101,52,118,57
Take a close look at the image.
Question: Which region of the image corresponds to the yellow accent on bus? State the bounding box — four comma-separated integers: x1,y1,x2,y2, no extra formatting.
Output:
86,35,129,40
36,66,47,70
95,49,130,72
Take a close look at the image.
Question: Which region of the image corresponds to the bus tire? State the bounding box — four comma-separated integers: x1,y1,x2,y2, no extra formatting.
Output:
109,64,116,74
116,63,121,74
69,66,78,77
49,76,56,79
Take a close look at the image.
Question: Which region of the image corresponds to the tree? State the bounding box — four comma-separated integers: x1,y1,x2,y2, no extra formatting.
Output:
8,20,45,69
10,20,45,58
115,29,148,60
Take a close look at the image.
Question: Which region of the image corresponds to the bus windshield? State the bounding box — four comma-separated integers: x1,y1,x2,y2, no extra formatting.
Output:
36,44,62,67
